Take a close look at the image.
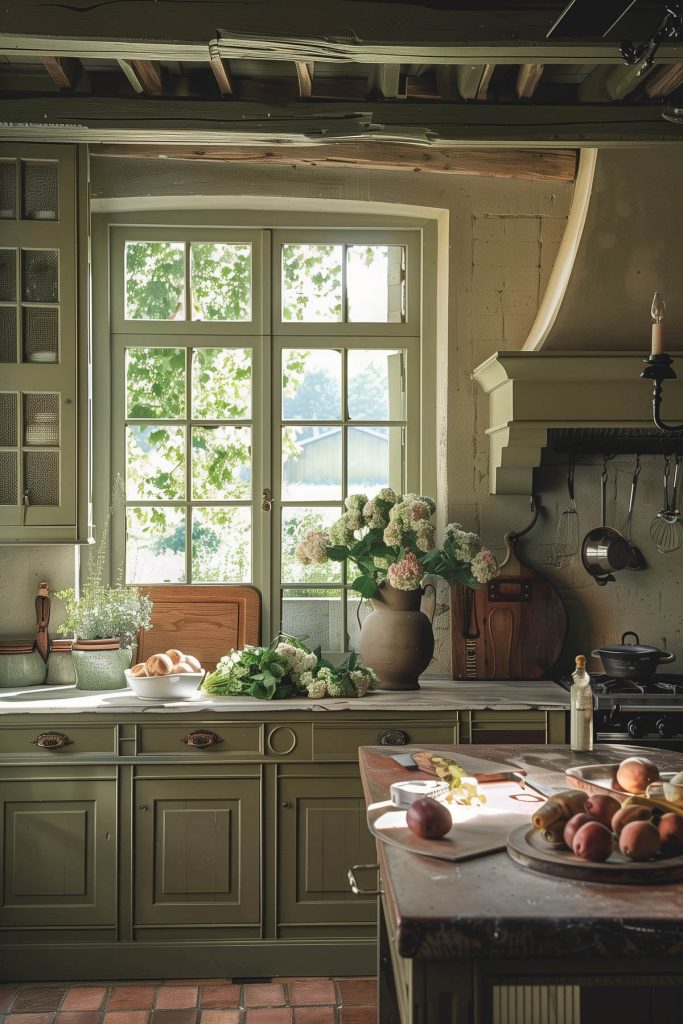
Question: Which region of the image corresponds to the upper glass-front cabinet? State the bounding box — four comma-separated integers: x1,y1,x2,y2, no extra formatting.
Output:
0,143,90,544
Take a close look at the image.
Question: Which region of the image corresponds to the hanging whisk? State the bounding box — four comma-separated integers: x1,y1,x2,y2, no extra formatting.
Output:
650,454,683,554
554,455,580,566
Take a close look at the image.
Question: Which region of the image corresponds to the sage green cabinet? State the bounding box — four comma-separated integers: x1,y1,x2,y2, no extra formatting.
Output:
133,771,261,929
277,768,377,935
0,770,116,929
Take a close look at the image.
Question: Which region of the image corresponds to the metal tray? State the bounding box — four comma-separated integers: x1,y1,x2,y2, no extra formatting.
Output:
507,824,683,885
565,763,675,800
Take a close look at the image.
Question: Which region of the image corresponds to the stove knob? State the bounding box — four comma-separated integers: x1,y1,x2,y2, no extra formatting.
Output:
627,719,642,739
657,717,675,739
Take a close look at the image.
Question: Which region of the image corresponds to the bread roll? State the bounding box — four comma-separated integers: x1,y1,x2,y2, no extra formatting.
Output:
181,654,202,672
165,649,184,665
174,662,194,674
131,662,148,677
146,652,174,676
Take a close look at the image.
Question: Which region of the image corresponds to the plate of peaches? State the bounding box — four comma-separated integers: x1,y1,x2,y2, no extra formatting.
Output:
125,649,205,701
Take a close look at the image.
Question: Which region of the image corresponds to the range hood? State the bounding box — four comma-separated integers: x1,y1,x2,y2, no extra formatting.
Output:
473,149,683,495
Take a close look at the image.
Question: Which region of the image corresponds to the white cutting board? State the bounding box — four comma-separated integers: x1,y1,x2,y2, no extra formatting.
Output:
368,780,545,863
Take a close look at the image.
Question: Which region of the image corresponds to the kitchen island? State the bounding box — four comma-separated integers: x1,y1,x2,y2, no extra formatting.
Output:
360,743,683,1024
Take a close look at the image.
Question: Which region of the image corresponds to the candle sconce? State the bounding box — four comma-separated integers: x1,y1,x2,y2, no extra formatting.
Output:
641,291,683,432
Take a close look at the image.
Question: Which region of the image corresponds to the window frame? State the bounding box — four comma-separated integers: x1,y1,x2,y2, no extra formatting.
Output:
92,209,438,646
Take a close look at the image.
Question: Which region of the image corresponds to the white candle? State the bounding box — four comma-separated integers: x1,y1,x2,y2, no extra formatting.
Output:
651,291,666,356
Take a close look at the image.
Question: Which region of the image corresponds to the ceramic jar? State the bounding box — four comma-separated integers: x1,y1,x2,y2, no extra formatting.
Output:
0,646,47,687
71,640,132,691
358,581,435,691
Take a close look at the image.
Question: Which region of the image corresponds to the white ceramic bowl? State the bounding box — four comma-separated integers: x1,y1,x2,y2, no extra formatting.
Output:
124,669,205,700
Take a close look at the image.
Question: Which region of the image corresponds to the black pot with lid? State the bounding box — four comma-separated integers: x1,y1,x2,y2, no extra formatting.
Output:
592,631,676,681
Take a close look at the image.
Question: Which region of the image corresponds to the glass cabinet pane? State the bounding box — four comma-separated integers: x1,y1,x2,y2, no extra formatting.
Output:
0,393,18,447
24,450,60,505
0,250,16,302
0,452,17,505
0,308,17,363
22,250,59,304
21,163,58,221
22,307,58,363
0,163,16,220
24,393,59,447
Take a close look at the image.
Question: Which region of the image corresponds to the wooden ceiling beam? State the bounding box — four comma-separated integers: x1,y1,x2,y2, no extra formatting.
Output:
208,41,234,97
644,62,683,98
516,64,544,99
42,55,81,90
457,64,495,101
2,97,683,146
131,59,163,96
91,143,578,182
579,63,654,101
295,61,314,98
369,64,403,99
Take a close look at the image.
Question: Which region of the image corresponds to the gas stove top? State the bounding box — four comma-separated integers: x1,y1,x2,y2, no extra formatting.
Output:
556,673,683,747
557,672,683,704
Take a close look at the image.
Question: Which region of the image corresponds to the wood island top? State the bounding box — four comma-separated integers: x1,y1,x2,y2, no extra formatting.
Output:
359,743,683,962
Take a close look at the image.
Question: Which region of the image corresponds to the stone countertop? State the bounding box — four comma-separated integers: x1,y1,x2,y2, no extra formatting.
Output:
0,678,570,714
359,743,683,963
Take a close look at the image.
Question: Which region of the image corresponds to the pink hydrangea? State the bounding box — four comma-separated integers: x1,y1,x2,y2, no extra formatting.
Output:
471,548,498,584
388,551,422,591
296,529,330,565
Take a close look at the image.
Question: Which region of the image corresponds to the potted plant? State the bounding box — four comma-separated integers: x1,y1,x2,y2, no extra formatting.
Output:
296,490,498,690
56,480,153,690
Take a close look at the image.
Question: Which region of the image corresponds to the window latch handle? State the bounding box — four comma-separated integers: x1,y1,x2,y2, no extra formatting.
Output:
262,488,272,512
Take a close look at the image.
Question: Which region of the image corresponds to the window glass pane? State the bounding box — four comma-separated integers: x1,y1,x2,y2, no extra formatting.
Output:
126,506,185,583
347,425,402,497
282,349,341,421
190,243,252,321
191,347,251,420
281,588,344,651
348,349,404,421
125,242,185,320
282,426,341,500
126,347,186,419
126,425,186,500
192,426,251,500
192,506,251,583
281,506,342,584
347,244,405,323
281,244,342,322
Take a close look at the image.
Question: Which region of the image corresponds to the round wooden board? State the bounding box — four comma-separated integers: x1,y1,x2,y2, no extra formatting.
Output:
506,824,683,885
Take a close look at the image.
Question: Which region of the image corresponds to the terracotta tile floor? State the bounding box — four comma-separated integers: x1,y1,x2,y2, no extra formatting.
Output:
0,979,376,1024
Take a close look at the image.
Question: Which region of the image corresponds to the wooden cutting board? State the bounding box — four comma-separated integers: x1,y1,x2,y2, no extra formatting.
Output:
137,585,261,672
450,529,567,681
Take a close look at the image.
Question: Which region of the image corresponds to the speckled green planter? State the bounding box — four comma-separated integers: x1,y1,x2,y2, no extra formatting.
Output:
72,647,133,691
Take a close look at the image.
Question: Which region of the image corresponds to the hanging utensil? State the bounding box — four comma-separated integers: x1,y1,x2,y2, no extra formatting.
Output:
623,456,646,571
581,458,631,586
650,454,683,554
554,455,580,566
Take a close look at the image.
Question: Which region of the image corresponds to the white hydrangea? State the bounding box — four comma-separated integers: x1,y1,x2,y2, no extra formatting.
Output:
306,678,328,699
415,520,436,552
275,642,317,679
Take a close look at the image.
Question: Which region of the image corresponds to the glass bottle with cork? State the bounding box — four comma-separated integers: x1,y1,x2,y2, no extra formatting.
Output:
570,654,594,752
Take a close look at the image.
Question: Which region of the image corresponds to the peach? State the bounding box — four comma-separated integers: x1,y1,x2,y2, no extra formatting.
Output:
584,794,621,827
406,797,453,840
611,804,652,835
619,820,661,861
572,821,614,862
658,813,683,856
563,813,598,849
615,756,660,794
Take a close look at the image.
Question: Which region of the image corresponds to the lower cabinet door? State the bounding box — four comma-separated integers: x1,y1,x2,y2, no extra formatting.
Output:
134,776,261,927
278,772,377,928
0,777,117,928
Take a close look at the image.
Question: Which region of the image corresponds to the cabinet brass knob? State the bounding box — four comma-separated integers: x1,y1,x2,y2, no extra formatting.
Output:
378,729,409,746
182,730,222,748
33,731,72,749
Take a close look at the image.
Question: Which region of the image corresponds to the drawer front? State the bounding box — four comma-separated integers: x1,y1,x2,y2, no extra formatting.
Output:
0,723,116,756
469,710,548,745
138,722,263,757
313,720,457,761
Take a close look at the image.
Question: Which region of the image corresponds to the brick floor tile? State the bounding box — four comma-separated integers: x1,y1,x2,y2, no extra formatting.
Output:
339,1009,375,1024
56,1012,103,1024
163,982,225,987
199,1013,241,1024
12,988,65,1013
6,1015,56,1024
336,980,376,1007
107,988,157,1010
62,988,108,1012
294,1008,337,1024
199,986,241,1009
244,1011,292,1024
288,982,336,1007
103,1012,151,1024
0,988,18,1012
243,984,285,1008
150,1011,198,1024
155,988,198,1010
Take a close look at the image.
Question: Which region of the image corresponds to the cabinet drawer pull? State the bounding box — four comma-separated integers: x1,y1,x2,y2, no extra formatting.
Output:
182,730,222,748
32,731,72,749
348,864,383,896
378,729,409,746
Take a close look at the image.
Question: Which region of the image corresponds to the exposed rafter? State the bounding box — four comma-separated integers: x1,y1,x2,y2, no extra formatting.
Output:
208,41,234,97
645,61,683,97
369,64,403,99
130,60,163,96
294,61,314,98
42,55,81,90
457,64,496,101
516,64,544,99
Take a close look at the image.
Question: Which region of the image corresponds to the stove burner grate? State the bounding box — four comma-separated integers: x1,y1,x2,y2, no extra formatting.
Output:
557,672,683,698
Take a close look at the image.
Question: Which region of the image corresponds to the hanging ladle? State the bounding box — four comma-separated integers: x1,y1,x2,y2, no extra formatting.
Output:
623,455,646,570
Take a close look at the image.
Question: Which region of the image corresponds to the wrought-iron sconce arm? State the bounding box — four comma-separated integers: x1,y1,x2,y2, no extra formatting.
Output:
641,354,683,432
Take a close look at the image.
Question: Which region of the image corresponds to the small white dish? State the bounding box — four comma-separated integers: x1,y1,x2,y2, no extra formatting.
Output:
124,669,204,700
